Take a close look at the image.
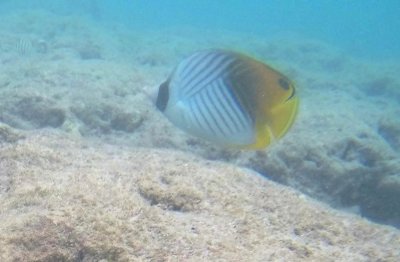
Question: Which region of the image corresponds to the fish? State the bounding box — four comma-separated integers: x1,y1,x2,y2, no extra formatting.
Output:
16,38,33,56
156,49,299,149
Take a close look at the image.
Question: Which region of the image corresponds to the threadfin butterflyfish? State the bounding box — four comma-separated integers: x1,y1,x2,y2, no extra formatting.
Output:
156,49,299,149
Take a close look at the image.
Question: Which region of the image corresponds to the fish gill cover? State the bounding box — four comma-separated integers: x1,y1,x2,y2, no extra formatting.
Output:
0,0,399,261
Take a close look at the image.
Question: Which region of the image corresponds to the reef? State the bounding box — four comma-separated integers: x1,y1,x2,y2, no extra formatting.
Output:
0,129,399,261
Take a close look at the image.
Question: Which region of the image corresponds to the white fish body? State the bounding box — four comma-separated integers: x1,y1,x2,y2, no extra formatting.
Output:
156,49,299,149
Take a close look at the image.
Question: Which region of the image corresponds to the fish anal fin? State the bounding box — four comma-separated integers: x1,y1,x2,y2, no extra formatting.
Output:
245,121,273,150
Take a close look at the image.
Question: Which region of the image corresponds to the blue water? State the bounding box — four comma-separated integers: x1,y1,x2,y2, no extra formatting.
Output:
1,0,400,61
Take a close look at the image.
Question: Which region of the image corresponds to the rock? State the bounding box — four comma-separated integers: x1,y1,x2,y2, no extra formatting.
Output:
14,96,66,129
71,103,143,135
0,123,24,143
110,112,143,133
0,131,398,261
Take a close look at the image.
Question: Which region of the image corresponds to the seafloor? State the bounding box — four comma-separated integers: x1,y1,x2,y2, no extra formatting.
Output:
0,10,400,261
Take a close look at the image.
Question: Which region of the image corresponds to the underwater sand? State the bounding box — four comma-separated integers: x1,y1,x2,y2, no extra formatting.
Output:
0,10,400,261
0,129,399,261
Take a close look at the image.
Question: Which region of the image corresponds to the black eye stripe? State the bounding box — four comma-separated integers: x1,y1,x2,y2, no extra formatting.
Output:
286,87,296,101
278,78,290,90
278,78,296,101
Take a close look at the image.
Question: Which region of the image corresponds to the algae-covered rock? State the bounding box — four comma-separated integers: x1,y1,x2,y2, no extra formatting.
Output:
71,103,143,135
0,123,24,143
0,131,399,261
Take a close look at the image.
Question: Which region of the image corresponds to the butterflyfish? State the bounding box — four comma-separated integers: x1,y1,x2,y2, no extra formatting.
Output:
156,49,299,149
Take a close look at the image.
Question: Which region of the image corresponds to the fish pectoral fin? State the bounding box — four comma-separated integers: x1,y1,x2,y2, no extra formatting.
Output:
267,97,299,139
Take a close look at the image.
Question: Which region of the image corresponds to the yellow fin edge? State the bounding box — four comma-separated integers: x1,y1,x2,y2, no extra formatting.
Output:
269,96,299,139
245,96,299,150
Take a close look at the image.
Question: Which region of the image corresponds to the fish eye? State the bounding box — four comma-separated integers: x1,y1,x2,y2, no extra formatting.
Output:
278,78,290,90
